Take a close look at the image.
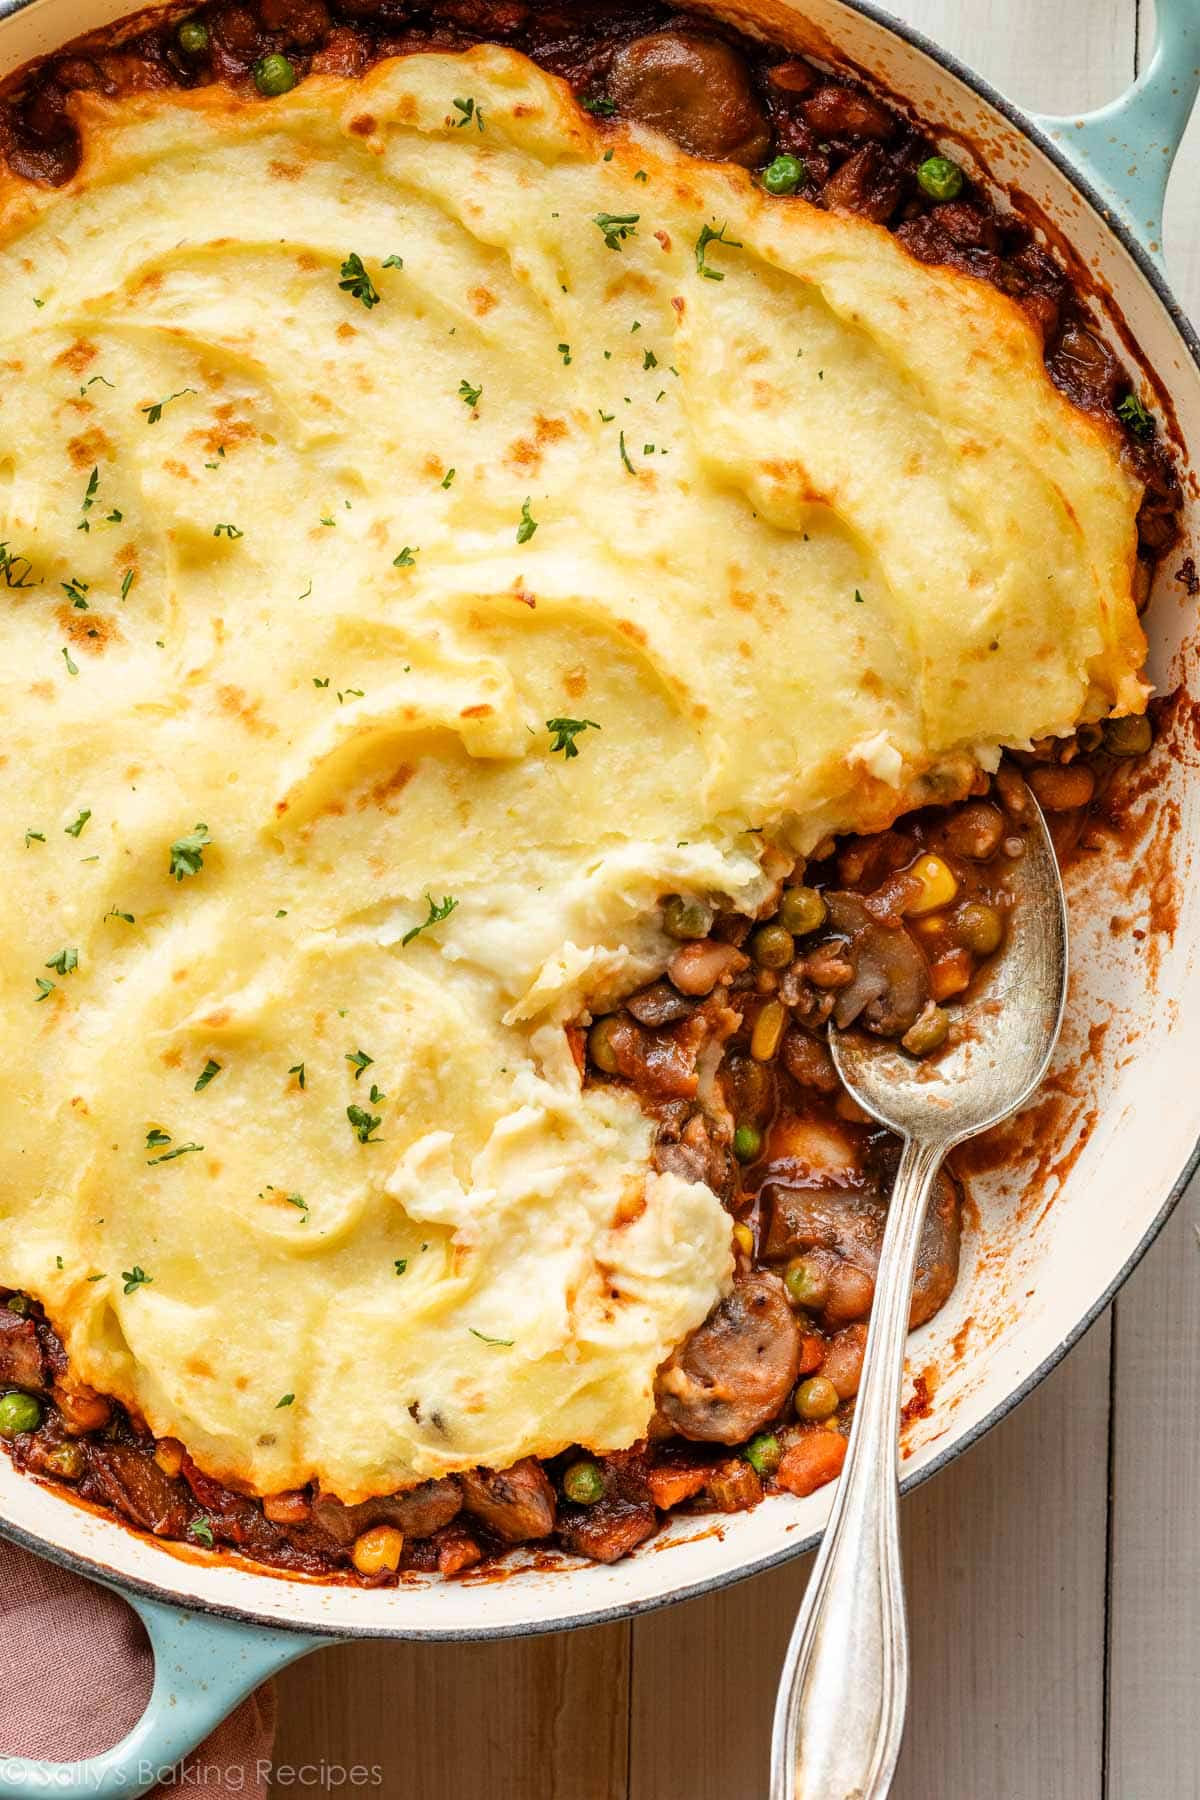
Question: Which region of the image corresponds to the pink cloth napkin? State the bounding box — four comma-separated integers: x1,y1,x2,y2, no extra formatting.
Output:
0,1537,276,1795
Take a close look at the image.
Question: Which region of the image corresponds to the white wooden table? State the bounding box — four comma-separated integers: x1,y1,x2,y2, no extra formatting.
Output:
271,5,1200,1793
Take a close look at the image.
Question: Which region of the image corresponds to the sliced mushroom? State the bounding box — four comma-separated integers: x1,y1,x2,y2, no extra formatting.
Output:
824,891,931,1036
607,32,772,167
656,1273,801,1443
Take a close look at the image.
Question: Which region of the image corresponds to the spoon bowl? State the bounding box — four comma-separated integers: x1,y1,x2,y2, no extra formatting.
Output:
831,797,1069,1149
771,784,1069,1800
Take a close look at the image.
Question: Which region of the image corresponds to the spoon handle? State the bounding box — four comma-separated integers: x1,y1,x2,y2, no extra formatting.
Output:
770,1133,947,1800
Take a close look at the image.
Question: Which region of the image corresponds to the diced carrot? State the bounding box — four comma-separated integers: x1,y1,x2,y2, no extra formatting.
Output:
798,1333,826,1375
776,1430,847,1498
645,1464,709,1509
437,1532,482,1576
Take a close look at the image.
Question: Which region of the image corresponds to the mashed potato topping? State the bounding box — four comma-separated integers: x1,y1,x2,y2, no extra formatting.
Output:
0,47,1144,1498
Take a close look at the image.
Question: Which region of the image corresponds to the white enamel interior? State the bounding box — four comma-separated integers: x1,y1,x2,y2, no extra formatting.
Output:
0,0,1196,1641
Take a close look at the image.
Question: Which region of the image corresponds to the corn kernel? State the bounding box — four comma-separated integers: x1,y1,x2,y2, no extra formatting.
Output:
750,999,786,1061
732,1222,754,1257
902,853,959,917
154,1438,184,1478
351,1524,404,1576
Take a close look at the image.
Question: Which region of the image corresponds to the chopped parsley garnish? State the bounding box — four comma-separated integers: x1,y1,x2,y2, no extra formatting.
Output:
80,374,114,395
146,1128,170,1148
194,1059,222,1092
695,222,742,281
401,892,459,946
583,95,616,115
275,1393,295,1409
45,947,78,976
77,466,100,532
469,1327,514,1346
105,907,135,924
213,522,243,539
0,543,37,589
634,169,648,183
459,378,482,409
452,96,484,131
441,468,456,489
34,978,54,1002
598,409,614,423
285,1194,308,1219
61,647,79,676
394,1258,408,1276
516,498,538,544
64,810,91,838
188,1518,215,1548
62,576,89,608
142,389,196,424
146,1141,203,1166
382,254,404,270
558,343,572,365
313,676,330,688
618,430,636,475
546,716,600,759
594,212,639,251
339,252,380,310
120,569,134,601
346,1048,374,1080
1116,392,1155,440
24,830,44,847
347,1104,382,1144
643,349,657,370
169,824,211,881
368,1083,386,1104
393,546,418,568
121,1266,152,1293
854,589,865,604
289,1062,306,1089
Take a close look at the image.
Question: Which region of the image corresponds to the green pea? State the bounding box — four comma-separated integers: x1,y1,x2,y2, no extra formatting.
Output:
177,18,210,55
587,1016,621,1076
901,1003,950,1057
254,53,297,97
0,1392,42,1437
778,886,827,936
1102,714,1153,758
744,1432,782,1477
44,1440,84,1480
762,154,805,196
751,923,795,970
794,1376,839,1421
784,1256,827,1310
732,1123,762,1163
562,1458,606,1504
918,155,964,202
662,894,714,940
956,902,1004,957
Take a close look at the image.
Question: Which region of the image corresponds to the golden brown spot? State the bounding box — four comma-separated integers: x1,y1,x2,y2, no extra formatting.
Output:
163,458,192,481
54,339,97,375
356,762,415,813
336,321,357,341
185,1359,215,1380
468,284,497,316
654,229,671,253
605,272,653,301
861,669,885,697
619,619,647,646
67,427,111,470
160,1048,184,1069
752,380,775,408
29,680,53,700
396,93,417,123
671,295,685,317
460,703,493,719
296,252,320,272
200,1006,230,1026
422,454,443,480
512,585,536,608
268,159,303,180
512,102,536,118
192,416,257,457
729,590,755,613
235,1374,249,1391
564,666,587,698
349,112,377,136
55,605,121,653
217,684,275,737
133,270,163,296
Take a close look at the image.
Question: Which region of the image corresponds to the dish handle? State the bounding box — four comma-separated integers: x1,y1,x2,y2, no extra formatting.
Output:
1030,0,1200,264
0,1587,326,1798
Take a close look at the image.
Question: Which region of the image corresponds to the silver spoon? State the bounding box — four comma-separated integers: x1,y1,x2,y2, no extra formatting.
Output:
770,782,1068,1800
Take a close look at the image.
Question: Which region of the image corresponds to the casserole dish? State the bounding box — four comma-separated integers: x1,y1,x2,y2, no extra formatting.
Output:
0,0,1197,1792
